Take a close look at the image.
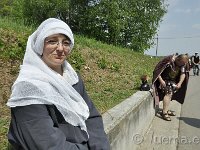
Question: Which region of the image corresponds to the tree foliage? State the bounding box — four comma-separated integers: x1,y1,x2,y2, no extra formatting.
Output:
87,0,167,52
0,0,13,16
11,0,70,26
4,0,167,53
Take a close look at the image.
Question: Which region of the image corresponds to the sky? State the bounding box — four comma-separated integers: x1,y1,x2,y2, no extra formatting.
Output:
145,0,200,56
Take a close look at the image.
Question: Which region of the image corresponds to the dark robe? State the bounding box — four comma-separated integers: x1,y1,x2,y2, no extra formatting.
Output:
7,75,110,150
152,55,189,106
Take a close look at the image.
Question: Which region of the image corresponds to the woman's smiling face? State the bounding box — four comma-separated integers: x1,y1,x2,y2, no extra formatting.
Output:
42,34,71,70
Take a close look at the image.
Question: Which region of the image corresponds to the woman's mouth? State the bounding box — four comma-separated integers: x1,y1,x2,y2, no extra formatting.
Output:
53,54,64,59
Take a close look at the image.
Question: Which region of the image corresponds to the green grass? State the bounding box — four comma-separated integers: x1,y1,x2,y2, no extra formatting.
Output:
0,16,35,33
0,118,10,150
0,17,161,149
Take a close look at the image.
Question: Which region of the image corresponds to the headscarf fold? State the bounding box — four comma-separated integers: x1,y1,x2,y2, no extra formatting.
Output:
7,18,89,134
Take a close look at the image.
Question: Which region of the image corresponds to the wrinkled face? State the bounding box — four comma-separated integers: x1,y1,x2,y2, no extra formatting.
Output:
42,34,71,69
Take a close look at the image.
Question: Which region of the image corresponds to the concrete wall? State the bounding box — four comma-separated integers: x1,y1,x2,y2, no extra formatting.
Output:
102,91,155,150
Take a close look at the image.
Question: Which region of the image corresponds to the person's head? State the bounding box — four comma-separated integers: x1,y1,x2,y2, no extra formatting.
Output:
42,33,71,69
195,52,198,56
140,75,149,83
174,54,189,67
32,18,74,69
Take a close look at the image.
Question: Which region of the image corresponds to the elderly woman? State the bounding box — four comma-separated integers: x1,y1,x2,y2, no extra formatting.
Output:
7,18,110,150
152,54,189,121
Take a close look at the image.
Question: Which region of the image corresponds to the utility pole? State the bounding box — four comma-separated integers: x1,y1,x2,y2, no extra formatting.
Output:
156,34,158,57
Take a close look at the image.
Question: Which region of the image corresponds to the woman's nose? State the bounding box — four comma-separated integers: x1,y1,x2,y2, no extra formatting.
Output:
57,42,64,51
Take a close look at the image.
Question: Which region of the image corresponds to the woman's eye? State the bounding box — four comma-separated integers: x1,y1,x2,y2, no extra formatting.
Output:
63,41,71,46
47,40,57,45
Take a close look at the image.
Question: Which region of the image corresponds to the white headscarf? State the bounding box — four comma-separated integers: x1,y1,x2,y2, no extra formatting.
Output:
7,18,90,134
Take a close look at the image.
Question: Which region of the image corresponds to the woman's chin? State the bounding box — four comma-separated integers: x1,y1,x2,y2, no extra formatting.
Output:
54,59,65,64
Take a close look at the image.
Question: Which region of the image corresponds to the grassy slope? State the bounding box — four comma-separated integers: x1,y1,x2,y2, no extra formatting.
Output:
0,17,160,149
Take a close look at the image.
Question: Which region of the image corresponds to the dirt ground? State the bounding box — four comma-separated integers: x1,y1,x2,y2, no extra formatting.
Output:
0,58,20,119
0,58,21,148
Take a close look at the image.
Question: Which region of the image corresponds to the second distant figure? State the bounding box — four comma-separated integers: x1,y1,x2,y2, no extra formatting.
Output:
191,52,200,76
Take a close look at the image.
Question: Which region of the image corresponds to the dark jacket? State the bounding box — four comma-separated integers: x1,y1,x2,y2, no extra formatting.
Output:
140,81,150,91
7,75,110,150
152,55,189,105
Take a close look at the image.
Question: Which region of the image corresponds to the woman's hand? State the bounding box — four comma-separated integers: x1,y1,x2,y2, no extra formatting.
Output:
176,73,185,89
176,83,182,89
158,75,166,88
160,80,166,88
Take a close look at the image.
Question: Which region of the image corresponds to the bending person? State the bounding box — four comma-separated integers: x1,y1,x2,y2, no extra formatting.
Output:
152,54,189,121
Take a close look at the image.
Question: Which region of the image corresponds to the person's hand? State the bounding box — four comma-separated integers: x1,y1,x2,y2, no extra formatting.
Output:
176,83,182,89
160,80,166,88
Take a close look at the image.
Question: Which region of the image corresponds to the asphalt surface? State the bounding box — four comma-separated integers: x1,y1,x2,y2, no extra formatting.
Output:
137,72,200,150
177,73,200,150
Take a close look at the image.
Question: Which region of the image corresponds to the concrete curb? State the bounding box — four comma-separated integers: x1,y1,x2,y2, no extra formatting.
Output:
102,91,155,150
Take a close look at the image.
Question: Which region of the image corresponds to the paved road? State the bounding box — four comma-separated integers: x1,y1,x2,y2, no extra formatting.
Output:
177,74,200,150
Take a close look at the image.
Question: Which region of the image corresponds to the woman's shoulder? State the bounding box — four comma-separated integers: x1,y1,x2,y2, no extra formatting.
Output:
11,104,51,122
73,72,85,89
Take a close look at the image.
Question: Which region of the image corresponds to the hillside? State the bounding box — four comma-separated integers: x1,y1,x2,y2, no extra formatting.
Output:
0,17,160,149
